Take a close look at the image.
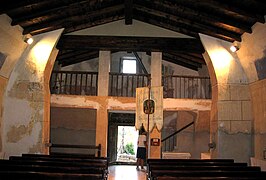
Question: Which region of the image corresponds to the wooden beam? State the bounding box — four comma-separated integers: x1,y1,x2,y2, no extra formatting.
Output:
23,4,125,35
163,52,202,69
59,51,99,67
57,50,94,61
134,5,241,42
162,56,199,71
135,0,252,34
166,52,206,64
56,35,205,53
11,0,123,26
170,0,265,23
124,0,133,25
0,0,49,14
133,11,200,39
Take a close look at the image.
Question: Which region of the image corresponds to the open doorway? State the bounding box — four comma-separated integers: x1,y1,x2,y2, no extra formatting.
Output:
108,112,137,164
117,126,138,163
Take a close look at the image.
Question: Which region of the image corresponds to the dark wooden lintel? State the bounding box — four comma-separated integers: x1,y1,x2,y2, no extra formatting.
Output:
57,35,205,53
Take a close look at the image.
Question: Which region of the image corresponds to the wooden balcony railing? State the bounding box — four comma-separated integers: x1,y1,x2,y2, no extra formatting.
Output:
163,75,211,99
50,71,98,96
50,71,211,99
109,73,150,97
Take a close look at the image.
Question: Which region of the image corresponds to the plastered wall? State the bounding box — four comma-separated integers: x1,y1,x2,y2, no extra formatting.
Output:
1,28,63,158
238,21,266,160
200,34,253,163
0,14,27,157
51,95,211,157
50,107,96,154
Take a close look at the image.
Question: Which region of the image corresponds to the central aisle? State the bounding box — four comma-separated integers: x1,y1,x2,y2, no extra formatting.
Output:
108,165,147,180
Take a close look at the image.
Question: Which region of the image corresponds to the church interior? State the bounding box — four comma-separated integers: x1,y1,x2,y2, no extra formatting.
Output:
0,0,266,179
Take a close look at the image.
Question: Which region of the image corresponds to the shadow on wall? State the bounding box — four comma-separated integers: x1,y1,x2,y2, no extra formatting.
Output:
255,49,266,80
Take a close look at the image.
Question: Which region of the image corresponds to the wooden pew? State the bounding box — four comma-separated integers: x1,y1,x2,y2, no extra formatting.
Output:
149,165,261,171
147,158,266,180
0,159,107,179
150,170,266,180
22,153,98,159
156,176,266,180
0,171,103,180
2,153,109,180
148,159,235,163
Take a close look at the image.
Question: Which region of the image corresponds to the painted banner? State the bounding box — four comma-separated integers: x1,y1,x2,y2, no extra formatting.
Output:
135,86,163,132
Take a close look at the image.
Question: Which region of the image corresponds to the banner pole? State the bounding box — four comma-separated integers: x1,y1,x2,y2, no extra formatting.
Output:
147,76,151,158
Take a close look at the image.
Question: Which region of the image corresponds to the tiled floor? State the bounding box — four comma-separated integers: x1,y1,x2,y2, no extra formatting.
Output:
108,165,147,180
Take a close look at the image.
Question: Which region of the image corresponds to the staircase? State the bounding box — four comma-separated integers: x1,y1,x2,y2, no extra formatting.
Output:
161,121,194,158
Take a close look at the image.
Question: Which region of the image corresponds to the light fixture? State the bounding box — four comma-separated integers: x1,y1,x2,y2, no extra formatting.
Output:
24,37,34,45
230,45,239,52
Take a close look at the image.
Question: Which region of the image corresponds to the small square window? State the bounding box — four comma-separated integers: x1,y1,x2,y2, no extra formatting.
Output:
122,59,136,74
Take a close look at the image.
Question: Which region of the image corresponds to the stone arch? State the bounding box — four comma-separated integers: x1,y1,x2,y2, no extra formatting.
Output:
1,29,63,157
199,20,266,162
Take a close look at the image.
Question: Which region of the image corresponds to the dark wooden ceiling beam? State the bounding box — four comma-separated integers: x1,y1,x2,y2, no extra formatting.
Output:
171,0,265,23
167,52,205,64
163,52,202,68
63,14,125,35
56,35,205,53
124,0,133,25
227,0,266,15
134,5,241,42
57,50,92,61
11,0,123,26
59,51,99,67
0,0,54,14
133,11,200,39
162,53,200,71
135,0,252,34
4,0,83,17
23,5,125,35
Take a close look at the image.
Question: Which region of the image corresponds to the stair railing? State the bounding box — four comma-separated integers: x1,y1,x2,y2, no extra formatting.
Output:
161,121,194,152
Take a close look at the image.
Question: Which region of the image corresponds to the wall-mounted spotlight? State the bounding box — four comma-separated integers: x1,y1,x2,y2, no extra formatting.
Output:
24,37,34,45
230,45,239,52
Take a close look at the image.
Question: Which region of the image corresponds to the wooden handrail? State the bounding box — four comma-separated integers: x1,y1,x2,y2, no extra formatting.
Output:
161,121,194,142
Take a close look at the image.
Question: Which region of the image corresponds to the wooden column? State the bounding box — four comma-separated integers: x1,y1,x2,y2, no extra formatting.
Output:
149,52,162,158
97,51,110,96
96,51,110,157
